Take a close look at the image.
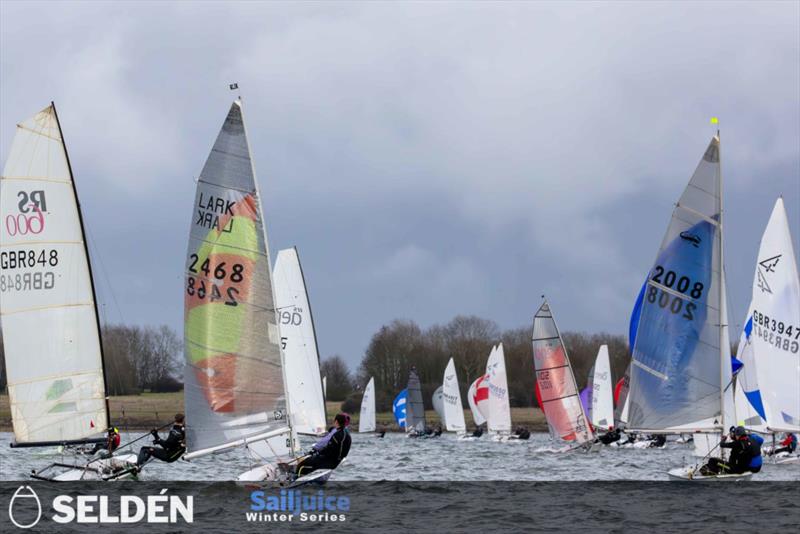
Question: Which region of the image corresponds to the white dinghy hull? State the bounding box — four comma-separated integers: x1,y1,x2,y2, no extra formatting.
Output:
667,466,753,481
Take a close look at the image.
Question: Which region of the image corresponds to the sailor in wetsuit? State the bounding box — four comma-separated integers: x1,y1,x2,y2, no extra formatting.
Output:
472,425,484,438
89,427,121,458
597,427,621,445
136,413,186,468
648,434,667,448
295,413,352,478
514,426,531,440
769,433,797,456
702,426,763,475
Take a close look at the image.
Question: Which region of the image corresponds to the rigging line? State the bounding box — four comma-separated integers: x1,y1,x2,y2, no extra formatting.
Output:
83,224,128,398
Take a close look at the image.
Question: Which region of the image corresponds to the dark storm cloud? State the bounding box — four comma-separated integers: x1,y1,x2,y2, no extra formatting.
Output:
1,1,798,368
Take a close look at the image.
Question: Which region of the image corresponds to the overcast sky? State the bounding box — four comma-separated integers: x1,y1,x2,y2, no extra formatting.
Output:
2,1,798,370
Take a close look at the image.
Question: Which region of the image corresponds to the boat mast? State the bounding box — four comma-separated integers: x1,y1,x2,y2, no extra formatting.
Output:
717,129,726,434
51,102,112,431
237,96,296,448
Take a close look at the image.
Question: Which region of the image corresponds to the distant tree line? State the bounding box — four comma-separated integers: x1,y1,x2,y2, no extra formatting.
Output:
327,315,631,415
0,325,182,394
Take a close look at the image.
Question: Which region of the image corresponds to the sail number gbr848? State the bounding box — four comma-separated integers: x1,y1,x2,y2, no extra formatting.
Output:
0,248,58,293
647,265,705,320
186,254,244,306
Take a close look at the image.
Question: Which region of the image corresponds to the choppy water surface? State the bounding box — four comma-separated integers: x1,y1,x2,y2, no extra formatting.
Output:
1,431,797,481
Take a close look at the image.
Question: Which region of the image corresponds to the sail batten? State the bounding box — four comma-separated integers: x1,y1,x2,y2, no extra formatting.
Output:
1,104,108,445
183,100,290,458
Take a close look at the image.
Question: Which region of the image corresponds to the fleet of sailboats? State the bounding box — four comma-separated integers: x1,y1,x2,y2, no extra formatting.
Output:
1,100,795,482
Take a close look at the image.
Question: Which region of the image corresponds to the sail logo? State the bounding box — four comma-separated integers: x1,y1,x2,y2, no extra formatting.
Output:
756,255,781,294
679,231,701,248
279,307,304,326
5,191,47,237
195,192,235,233
8,486,42,529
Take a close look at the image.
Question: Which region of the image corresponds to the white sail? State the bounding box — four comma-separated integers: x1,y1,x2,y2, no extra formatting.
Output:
467,375,487,426
749,198,800,432
359,377,376,433
733,316,768,431
322,376,327,398
273,247,327,436
432,385,445,423
590,345,614,431
628,136,729,434
485,343,512,434
183,100,292,461
443,357,467,433
1,104,108,445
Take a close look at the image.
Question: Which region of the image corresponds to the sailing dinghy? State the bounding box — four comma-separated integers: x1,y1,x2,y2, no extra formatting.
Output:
181,99,333,484
406,367,428,437
1,103,137,481
623,135,748,480
442,357,467,436
734,198,800,463
273,247,327,437
484,344,514,441
590,345,614,432
359,377,377,434
532,300,595,452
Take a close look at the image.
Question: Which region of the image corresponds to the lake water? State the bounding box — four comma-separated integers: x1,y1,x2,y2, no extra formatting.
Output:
1,431,797,481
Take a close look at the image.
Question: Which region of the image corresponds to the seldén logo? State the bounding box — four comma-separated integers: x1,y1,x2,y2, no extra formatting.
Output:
7,486,193,528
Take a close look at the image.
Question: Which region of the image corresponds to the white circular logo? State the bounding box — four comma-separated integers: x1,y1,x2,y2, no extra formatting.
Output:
8,485,42,529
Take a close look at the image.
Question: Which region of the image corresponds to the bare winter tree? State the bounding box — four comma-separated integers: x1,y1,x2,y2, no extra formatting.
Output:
320,355,352,402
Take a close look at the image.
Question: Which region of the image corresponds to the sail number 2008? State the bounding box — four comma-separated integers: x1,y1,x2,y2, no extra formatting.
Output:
647,266,705,321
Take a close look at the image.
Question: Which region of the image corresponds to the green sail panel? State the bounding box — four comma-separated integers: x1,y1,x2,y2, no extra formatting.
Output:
183,101,289,456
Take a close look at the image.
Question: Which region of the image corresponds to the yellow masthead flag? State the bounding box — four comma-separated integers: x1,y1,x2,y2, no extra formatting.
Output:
710,117,719,124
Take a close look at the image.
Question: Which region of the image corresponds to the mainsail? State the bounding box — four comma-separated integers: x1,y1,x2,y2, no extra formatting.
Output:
359,377,376,433
468,375,488,426
532,301,593,443
443,357,467,432
485,343,512,434
406,367,426,434
273,247,326,435
432,385,445,423
734,317,767,431
1,103,109,446
613,363,631,428
627,136,731,434
590,345,614,430
183,100,291,460
745,198,800,432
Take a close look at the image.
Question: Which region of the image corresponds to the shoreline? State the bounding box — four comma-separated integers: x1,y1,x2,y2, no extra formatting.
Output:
0,393,550,433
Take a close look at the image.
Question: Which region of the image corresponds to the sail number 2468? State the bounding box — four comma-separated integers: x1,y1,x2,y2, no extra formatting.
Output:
186,254,244,306
648,266,705,321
